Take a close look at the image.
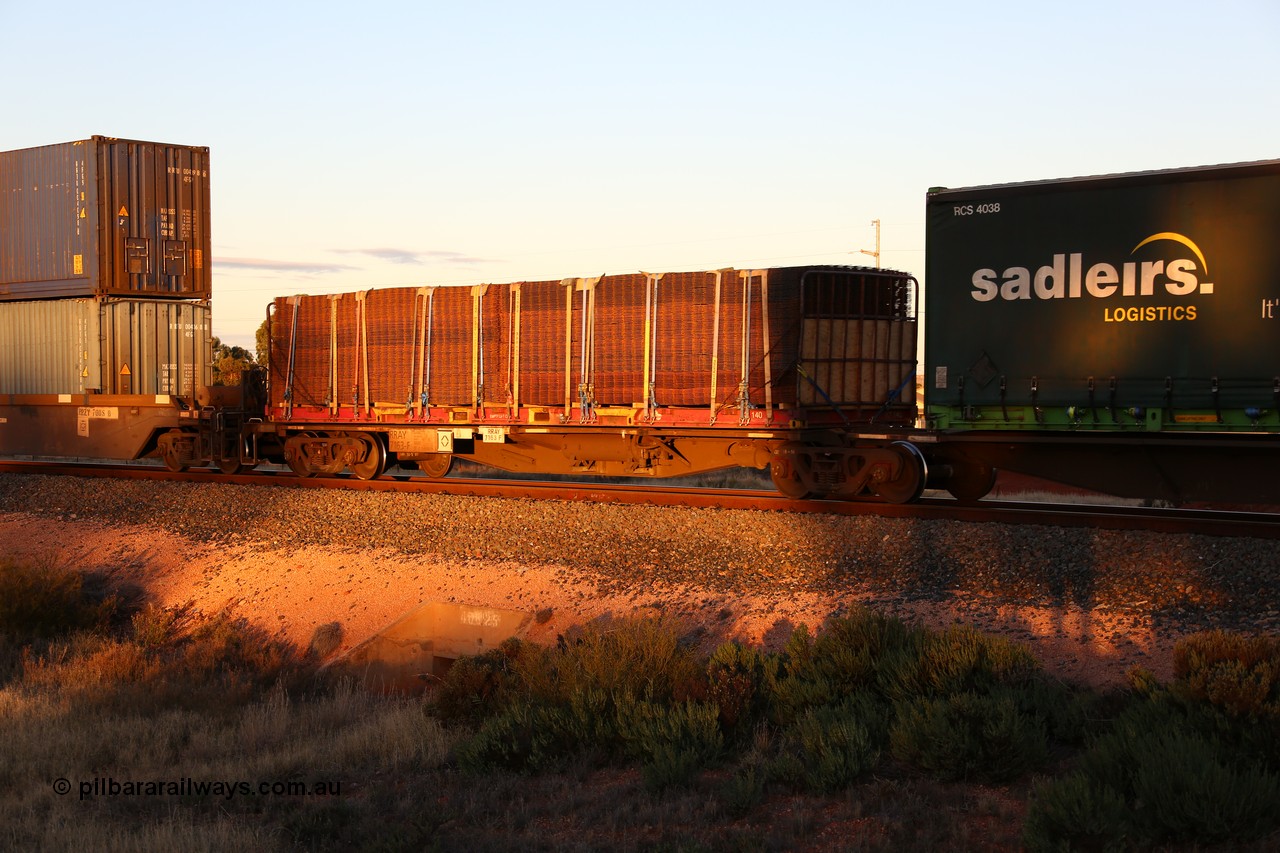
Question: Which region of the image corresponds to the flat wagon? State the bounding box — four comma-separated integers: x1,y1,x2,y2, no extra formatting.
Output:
236,265,926,500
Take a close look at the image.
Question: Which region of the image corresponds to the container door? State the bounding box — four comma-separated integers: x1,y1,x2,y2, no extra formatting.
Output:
99,139,211,298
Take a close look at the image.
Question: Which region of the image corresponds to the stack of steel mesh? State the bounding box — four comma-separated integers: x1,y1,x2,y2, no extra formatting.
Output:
268,266,910,415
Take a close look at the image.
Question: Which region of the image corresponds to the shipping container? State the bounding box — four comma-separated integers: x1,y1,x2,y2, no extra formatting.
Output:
925,159,1280,431
0,297,211,396
0,136,211,301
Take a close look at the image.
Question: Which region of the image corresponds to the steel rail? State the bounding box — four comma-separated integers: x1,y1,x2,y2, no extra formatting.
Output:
1,459,1277,540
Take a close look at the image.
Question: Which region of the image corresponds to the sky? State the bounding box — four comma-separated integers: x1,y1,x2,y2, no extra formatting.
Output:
3,0,1278,350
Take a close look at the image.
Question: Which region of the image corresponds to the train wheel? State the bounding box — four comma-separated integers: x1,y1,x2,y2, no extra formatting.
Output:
870,441,927,504
946,461,996,503
163,447,188,473
350,433,388,481
418,454,453,479
770,447,811,499
161,430,189,473
217,457,243,475
284,433,317,478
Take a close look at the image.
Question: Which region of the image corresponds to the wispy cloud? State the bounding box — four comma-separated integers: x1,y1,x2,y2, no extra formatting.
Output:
337,248,492,266
214,257,358,274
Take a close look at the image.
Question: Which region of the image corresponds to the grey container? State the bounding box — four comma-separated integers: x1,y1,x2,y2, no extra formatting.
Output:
0,297,211,395
0,136,211,301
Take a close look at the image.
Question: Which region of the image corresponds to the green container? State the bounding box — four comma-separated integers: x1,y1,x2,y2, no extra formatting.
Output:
925,160,1280,431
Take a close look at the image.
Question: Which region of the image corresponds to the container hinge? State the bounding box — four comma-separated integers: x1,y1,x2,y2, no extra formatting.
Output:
1108,376,1119,424
1164,377,1175,419
1030,377,1043,424
1211,377,1223,423
1087,376,1099,424
1273,377,1279,420
957,375,966,417
999,376,1008,422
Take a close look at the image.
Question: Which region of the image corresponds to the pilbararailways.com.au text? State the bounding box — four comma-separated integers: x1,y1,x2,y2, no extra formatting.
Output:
53,776,342,801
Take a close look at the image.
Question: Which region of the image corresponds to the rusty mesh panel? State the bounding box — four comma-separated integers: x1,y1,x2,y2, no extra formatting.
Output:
479,285,511,404
268,298,291,407
593,274,646,405
669,269,803,413
516,280,569,405
651,271,716,406
270,295,341,408
425,285,473,406
328,294,361,409
364,287,420,405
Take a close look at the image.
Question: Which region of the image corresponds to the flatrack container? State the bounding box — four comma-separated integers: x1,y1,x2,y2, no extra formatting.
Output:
0,297,211,396
268,265,918,425
0,136,211,301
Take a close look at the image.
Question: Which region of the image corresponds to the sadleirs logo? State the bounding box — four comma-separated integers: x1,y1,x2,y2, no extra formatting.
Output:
969,232,1215,304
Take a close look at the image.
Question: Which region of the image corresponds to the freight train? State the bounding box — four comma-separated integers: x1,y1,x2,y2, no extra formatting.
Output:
2,136,1278,505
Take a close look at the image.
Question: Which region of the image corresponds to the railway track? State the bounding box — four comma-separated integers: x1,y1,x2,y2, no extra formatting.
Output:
1,458,1276,540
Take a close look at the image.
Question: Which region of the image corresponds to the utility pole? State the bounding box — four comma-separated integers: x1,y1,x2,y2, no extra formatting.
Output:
859,219,881,267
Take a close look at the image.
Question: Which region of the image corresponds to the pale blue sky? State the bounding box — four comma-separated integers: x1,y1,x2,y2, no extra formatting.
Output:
3,0,1277,348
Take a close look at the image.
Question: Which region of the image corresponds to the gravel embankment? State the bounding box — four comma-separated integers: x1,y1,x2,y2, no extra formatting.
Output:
1,474,1277,685
3,474,1278,626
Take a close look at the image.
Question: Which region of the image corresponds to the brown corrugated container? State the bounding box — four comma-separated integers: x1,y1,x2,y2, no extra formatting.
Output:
0,136,211,301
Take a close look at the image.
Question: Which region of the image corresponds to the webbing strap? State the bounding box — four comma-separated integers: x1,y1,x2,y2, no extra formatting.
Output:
356,291,370,416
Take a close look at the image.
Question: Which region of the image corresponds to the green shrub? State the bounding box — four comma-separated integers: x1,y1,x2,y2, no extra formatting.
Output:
616,695,723,765
553,617,706,704
1073,708,1280,844
705,641,777,735
455,701,568,773
791,703,881,792
889,689,1048,782
1023,772,1131,853
720,762,767,816
432,643,523,723
0,558,117,641
640,743,709,791
766,612,922,723
878,623,1040,702
560,687,621,758
1129,728,1280,842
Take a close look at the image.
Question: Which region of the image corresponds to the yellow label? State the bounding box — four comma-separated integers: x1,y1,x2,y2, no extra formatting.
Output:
1173,414,1219,423
73,254,83,275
